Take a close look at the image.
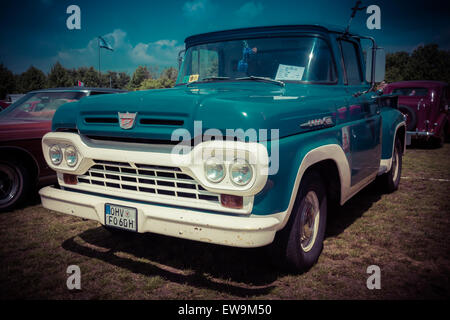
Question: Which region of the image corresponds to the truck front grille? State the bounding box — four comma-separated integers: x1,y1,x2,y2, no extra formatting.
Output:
76,160,220,204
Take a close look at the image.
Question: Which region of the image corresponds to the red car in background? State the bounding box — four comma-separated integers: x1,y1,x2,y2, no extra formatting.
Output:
0,101,10,111
0,87,126,212
383,81,449,147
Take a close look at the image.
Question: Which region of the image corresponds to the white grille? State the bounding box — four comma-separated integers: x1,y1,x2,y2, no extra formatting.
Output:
76,160,220,204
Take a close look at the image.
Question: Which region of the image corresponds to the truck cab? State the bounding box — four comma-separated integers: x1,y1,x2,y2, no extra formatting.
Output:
39,25,406,272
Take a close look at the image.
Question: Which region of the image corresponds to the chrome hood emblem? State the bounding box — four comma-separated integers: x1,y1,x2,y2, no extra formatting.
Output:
300,116,333,129
118,112,137,130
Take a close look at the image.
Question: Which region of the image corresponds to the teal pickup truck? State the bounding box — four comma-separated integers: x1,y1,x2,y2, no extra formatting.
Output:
39,25,405,272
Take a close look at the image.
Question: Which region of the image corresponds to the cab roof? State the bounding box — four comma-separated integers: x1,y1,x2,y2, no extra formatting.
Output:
184,24,363,47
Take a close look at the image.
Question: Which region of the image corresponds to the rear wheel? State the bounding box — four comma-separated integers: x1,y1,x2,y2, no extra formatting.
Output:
270,171,327,272
0,160,31,212
380,138,402,193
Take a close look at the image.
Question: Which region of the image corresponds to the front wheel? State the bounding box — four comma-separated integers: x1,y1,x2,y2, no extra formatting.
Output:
270,171,327,272
0,160,31,212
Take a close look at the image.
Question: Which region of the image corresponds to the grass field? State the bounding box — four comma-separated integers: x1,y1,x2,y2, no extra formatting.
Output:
0,143,449,300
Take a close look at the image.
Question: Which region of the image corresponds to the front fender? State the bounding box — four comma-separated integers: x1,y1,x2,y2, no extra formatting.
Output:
252,126,349,221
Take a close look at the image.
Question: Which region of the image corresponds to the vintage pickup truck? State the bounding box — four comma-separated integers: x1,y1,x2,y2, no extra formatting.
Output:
39,25,405,272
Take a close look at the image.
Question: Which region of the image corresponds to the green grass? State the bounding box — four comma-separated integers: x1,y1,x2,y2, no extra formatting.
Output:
0,144,449,299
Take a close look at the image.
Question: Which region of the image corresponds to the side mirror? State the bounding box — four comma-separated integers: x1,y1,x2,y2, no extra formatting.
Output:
177,50,186,70
365,47,386,84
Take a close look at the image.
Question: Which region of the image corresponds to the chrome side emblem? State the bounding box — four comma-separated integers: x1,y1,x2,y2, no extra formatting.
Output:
118,112,137,130
300,116,333,128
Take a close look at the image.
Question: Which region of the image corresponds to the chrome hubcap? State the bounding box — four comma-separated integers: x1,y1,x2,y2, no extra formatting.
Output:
300,191,320,252
0,164,19,205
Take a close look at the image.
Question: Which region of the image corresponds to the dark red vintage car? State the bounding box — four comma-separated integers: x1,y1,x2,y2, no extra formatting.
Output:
0,87,126,211
383,81,449,147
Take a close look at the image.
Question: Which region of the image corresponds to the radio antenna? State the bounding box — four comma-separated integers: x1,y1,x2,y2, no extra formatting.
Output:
344,0,367,36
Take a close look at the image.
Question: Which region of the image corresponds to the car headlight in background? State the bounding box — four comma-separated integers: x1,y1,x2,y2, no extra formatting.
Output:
204,157,225,183
64,146,78,167
49,145,63,165
230,159,253,186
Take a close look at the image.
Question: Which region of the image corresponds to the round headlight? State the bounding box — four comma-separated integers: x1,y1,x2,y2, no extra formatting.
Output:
230,160,253,186
64,146,78,167
49,145,63,165
204,158,225,183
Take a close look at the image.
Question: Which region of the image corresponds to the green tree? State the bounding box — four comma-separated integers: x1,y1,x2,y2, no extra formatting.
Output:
101,71,117,88
18,66,47,92
160,67,178,82
0,64,16,99
74,66,100,87
385,44,450,84
48,62,74,87
139,77,175,90
385,51,410,83
129,66,151,89
405,44,450,83
117,72,131,89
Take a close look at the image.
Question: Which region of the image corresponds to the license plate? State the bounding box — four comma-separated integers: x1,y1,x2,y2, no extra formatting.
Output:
104,204,138,232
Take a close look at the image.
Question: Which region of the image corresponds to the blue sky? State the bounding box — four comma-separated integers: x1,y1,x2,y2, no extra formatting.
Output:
0,0,448,75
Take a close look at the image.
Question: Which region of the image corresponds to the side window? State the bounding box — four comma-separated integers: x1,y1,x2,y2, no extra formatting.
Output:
340,40,363,85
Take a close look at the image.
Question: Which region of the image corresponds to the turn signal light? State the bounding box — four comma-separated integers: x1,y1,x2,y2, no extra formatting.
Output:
220,194,243,209
63,174,78,185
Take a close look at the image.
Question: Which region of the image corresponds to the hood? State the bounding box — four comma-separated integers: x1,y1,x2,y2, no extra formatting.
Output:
53,82,343,142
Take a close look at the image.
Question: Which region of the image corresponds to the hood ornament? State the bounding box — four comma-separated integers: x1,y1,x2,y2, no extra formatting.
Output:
118,112,137,130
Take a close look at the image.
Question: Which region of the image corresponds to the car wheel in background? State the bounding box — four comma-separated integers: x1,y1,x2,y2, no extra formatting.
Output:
0,160,31,212
432,125,446,148
398,105,417,131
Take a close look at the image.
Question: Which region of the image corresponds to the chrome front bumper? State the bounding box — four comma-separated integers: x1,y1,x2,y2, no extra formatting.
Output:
406,131,434,145
39,186,281,248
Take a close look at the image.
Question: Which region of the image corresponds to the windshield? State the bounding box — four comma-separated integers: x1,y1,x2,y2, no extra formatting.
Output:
0,91,86,121
177,36,336,85
391,87,429,97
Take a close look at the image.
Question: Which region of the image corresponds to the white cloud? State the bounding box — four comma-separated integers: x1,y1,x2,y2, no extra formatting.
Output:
182,0,217,19
130,40,183,65
236,2,264,20
53,29,181,73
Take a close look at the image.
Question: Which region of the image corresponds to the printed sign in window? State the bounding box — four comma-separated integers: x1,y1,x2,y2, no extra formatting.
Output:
275,64,305,81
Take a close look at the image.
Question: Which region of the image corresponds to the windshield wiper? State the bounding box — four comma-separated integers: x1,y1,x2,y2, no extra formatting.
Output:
236,76,285,87
186,76,230,86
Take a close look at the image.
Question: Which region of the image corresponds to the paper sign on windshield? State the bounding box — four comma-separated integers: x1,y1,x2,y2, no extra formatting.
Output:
275,64,305,81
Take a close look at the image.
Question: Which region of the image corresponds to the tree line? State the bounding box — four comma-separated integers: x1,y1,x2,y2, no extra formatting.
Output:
385,44,449,84
1,43,449,100
0,62,178,99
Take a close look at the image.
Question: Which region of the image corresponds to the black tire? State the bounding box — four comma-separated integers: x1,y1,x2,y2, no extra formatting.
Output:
269,171,327,273
432,126,446,148
0,160,31,212
380,138,402,193
398,105,417,131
